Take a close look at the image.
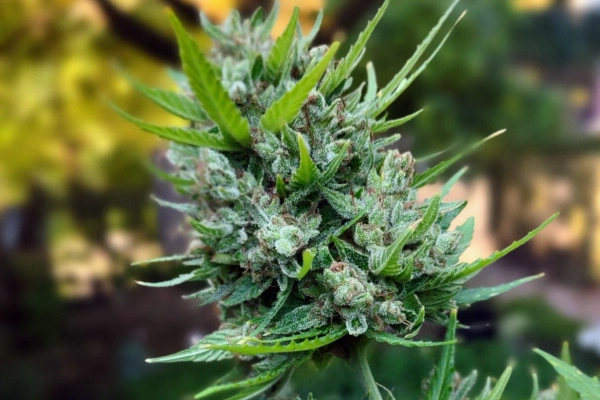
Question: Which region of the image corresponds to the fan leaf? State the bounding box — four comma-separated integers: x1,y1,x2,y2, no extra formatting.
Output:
260,42,339,133
169,12,251,146
321,0,389,96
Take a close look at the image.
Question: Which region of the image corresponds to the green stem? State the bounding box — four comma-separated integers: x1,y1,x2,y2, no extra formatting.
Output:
348,338,383,400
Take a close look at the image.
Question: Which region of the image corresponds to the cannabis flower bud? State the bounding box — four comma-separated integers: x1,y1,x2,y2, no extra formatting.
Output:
118,0,556,397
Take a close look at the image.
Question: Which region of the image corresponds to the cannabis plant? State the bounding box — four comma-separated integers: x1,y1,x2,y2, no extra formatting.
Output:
425,311,600,400
118,0,557,398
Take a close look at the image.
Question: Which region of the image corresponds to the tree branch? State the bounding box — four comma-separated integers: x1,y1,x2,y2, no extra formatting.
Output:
95,0,181,65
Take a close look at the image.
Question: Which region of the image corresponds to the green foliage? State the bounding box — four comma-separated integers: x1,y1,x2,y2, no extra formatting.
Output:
260,42,339,133
534,345,600,400
453,273,544,305
122,3,558,399
320,0,389,96
425,310,513,400
265,7,300,81
127,77,207,122
115,106,238,150
169,11,251,147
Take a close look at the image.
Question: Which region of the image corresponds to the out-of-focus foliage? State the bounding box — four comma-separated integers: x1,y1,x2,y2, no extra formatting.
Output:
341,0,574,164
0,0,181,211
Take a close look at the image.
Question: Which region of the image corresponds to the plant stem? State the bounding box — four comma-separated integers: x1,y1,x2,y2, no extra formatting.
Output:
348,338,383,400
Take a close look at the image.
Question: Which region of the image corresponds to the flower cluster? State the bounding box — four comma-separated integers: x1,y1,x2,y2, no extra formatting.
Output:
119,1,555,397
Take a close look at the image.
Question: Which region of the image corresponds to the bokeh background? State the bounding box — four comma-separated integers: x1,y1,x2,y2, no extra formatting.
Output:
1,0,600,398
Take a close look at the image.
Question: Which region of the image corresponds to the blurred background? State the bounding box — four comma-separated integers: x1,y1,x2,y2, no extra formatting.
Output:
1,0,600,398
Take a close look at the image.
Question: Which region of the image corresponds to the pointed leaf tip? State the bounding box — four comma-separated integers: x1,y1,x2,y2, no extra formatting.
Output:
290,134,319,188
266,7,300,80
321,0,389,95
260,42,339,133
298,248,315,279
168,11,251,147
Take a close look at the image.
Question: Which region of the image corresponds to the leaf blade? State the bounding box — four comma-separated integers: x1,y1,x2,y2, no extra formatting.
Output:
169,12,251,146
412,130,505,188
455,213,558,280
291,134,319,188
260,42,339,133
114,105,239,150
428,309,458,400
454,274,544,305
534,348,600,399
321,0,389,95
266,7,299,80
372,109,423,133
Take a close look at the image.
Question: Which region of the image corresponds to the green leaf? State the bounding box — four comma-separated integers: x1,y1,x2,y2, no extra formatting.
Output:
404,301,425,339
320,141,351,183
222,275,272,307
439,201,467,230
442,166,468,198
276,174,287,198
146,329,237,363
152,196,198,216
186,284,235,306
372,109,423,133
529,373,539,400
414,195,441,238
291,134,319,188
320,185,355,219
321,0,389,96
454,274,544,305
169,12,251,146
298,248,315,279
114,105,240,150
327,196,375,241
136,272,196,288
365,61,377,102
332,237,370,269
251,55,264,80
260,42,339,133
535,348,600,400
373,134,402,150
194,367,287,399
249,282,293,337
412,130,505,188
145,162,194,187
372,221,418,276
452,371,478,400
418,284,461,308
223,381,279,400
474,378,492,400
454,213,558,281
206,326,347,355
301,9,323,50
266,7,299,81
190,219,232,238
129,78,206,121
415,146,453,164
211,253,239,265
372,0,461,116
136,267,217,287
447,216,475,266
249,7,264,28
428,309,458,400
557,342,580,400
483,367,512,400
261,1,279,38
200,12,234,44
131,254,196,266
365,331,455,348
271,304,327,335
